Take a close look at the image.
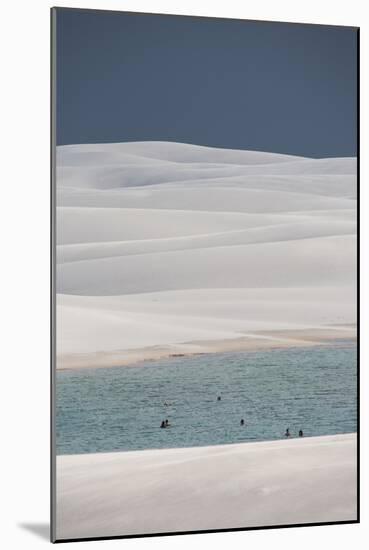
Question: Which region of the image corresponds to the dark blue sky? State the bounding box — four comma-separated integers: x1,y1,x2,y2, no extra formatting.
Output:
55,9,358,157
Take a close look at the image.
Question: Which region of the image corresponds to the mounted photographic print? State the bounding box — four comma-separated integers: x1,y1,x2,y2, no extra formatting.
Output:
51,7,359,543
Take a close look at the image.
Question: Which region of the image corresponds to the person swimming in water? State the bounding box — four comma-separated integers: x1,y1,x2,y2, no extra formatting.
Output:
160,421,166,428
165,419,170,427
217,396,221,401
240,419,245,426
285,428,291,437
299,429,304,437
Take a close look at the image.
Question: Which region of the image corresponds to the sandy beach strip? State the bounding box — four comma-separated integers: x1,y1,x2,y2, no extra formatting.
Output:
57,327,356,370
56,433,357,540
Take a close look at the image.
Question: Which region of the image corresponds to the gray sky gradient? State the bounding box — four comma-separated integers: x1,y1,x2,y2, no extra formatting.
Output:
56,9,357,158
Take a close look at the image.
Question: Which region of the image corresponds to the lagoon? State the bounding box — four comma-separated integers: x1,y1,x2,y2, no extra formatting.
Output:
56,341,356,455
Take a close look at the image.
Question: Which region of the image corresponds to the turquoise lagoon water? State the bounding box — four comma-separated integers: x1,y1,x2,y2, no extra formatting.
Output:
56,341,357,455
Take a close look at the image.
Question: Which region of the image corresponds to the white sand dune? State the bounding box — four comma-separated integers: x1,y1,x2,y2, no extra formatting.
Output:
56,159,355,190
56,143,356,197
58,177,356,211
56,433,357,540
57,235,355,296
57,221,355,264
56,141,357,368
57,140,305,166
57,286,355,368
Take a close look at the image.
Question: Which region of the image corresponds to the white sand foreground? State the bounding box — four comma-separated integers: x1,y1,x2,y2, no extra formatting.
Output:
56,433,357,540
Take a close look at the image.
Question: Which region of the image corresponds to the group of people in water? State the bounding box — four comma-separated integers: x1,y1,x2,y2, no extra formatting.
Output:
285,428,304,437
160,396,304,438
